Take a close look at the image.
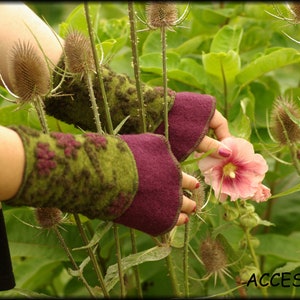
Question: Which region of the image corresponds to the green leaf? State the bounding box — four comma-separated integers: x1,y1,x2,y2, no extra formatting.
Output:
139,51,181,73
274,262,300,274
59,3,101,37
229,97,252,139
236,48,300,87
104,246,171,291
170,214,202,248
13,258,63,290
4,207,86,262
256,233,300,262
174,35,209,56
210,25,243,53
202,50,241,94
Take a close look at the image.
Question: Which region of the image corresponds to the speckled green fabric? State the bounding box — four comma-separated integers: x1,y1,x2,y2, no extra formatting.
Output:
45,59,176,133
9,126,138,220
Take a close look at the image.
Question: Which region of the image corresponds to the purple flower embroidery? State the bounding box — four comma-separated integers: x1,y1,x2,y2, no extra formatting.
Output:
84,132,107,150
51,132,81,158
35,142,57,176
105,192,130,217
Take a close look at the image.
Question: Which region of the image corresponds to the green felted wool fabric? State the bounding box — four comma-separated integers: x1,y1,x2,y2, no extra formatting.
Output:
45,59,176,133
8,126,138,221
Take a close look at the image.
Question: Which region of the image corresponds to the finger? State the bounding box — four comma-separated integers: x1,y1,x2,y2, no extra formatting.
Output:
197,135,232,158
182,171,200,190
210,110,231,140
176,213,189,226
181,195,197,214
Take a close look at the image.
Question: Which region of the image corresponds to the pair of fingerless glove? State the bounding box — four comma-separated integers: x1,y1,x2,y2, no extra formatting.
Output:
8,59,216,236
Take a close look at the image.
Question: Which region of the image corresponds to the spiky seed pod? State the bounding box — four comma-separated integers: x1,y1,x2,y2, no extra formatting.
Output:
35,207,63,229
64,29,95,74
191,177,205,214
146,2,178,28
9,41,50,103
270,96,300,145
200,236,227,274
289,3,300,23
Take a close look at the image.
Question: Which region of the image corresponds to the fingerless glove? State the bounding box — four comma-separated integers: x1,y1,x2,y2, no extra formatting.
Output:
8,126,182,236
45,60,216,162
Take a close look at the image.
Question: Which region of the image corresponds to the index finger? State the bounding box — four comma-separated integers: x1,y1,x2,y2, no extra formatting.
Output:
210,110,231,141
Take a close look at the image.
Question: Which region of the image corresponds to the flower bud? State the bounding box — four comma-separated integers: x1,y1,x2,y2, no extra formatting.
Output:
239,235,260,249
146,2,178,29
270,96,300,145
239,212,260,229
35,207,63,229
239,265,260,284
223,204,239,221
239,201,255,214
9,41,50,103
200,236,227,274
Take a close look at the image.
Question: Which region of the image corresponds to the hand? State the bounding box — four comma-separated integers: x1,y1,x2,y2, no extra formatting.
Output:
176,171,199,226
197,109,232,157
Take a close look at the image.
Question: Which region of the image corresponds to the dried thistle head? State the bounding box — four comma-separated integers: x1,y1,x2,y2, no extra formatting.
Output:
64,29,95,74
200,236,228,275
9,41,50,103
35,207,63,229
289,3,300,23
191,177,206,214
270,96,300,145
146,2,178,29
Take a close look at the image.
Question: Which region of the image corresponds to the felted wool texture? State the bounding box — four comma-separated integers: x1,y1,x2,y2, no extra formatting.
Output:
8,126,138,221
155,92,216,162
44,59,176,134
116,133,182,236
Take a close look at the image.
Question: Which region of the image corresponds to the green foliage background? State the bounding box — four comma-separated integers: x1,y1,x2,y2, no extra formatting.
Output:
1,2,300,298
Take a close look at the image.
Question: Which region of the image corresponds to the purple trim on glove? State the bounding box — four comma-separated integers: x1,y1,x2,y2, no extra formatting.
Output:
115,133,182,236
155,92,216,162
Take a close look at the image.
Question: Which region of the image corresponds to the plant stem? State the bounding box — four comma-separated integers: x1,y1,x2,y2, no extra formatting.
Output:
84,5,124,297
73,213,110,298
34,96,49,134
53,226,96,297
290,143,300,176
85,72,103,133
130,229,143,298
244,228,268,297
183,222,190,297
84,2,114,134
161,26,169,140
161,234,181,297
114,224,126,297
128,1,146,133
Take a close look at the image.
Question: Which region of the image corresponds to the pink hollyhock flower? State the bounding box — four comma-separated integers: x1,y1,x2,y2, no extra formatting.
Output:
252,184,271,203
197,137,270,202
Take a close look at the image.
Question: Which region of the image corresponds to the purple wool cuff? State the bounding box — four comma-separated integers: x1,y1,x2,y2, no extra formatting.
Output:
155,92,216,162
115,133,182,236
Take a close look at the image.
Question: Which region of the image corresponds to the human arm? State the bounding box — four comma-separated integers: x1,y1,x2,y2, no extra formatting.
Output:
0,125,198,236
0,3,231,163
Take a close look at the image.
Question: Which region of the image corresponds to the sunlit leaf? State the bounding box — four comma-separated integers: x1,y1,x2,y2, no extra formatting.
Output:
237,48,300,87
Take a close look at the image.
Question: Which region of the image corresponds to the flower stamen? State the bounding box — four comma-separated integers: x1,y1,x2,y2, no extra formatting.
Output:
223,162,237,179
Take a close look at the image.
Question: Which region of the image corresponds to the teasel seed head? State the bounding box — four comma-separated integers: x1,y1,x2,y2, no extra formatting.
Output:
200,236,228,274
146,2,178,28
270,96,300,145
35,207,63,229
191,177,205,214
64,29,95,74
289,3,300,22
9,41,50,103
